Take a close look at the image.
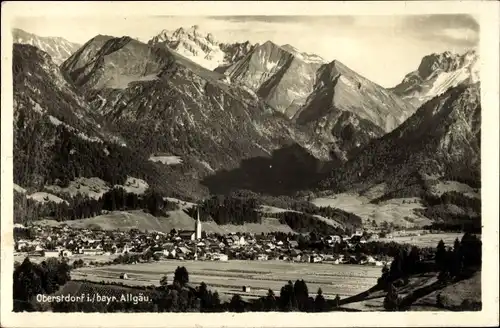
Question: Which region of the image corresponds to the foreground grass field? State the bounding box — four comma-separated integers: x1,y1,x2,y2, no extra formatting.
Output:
72,260,381,301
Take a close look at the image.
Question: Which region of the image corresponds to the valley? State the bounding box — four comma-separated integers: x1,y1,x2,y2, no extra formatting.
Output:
10,18,482,315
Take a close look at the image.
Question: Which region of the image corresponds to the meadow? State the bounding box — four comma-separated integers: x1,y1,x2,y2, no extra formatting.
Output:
379,232,469,248
72,260,382,301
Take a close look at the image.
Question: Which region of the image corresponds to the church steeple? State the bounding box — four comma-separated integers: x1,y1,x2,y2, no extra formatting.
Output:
195,208,202,240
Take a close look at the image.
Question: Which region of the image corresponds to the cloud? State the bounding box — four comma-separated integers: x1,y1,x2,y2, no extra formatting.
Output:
207,15,355,25
401,14,479,46
438,27,479,42
404,14,479,32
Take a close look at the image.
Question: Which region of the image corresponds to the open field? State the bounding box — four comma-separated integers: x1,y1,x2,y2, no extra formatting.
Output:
311,193,431,227
72,260,381,300
413,271,481,309
14,253,121,265
34,209,293,234
379,232,470,248
429,180,480,199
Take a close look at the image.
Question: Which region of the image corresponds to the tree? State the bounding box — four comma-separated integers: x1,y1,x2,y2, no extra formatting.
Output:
198,282,211,312
406,246,420,274
160,275,168,287
333,294,341,308
174,266,189,286
13,257,71,312
435,240,447,271
265,289,277,311
389,249,405,281
279,280,297,311
383,283,400,311
451,238,463,277
212,291,221,311
229,294,245,313
314,288,326,312
293,279,309,311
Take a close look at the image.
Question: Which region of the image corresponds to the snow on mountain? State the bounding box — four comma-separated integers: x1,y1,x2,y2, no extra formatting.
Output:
392,50,479,108
280,44,327,64
12,28,81,65
148,25,255,71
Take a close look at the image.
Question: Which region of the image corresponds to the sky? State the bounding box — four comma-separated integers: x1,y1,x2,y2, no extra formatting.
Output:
12,14,479,87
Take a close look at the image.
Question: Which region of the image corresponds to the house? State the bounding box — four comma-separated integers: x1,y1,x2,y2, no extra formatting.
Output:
236,236,247,246
350,235,362,244
301,254,311,263
28,250,44,257
44,250,60,258
353,230,363,237
177,246,191,256
279,255,289,261
164,248,176,258
242,286,251,293
326,235,342,244
81,248,103,256
366,255,377,264
178,230,196,241
266,243,276,250
61,250,73,257
120,273,129,280
288,241,299,249
311,255,323,263
225,235,237,245
212,253,228,261
257,254,268,261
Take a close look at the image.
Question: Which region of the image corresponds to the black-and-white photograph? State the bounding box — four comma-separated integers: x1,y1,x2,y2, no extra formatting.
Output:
1,2,498,324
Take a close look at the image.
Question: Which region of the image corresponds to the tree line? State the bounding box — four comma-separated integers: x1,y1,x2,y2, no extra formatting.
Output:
378,232,482,311
14,187,180,224
185,195,261,225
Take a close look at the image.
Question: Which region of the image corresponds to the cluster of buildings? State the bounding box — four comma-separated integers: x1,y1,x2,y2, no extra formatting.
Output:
14,214,389,266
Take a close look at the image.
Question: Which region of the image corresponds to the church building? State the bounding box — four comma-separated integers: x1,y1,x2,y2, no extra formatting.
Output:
177,209,202,241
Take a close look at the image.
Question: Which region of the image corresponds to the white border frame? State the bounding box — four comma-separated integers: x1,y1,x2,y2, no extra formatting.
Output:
1,1,499,327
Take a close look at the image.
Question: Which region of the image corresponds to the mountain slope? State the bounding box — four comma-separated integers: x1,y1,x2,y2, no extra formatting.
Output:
13,44,209,200
148,25,255,71
224,41,326,118
321,82,481,195
391,50,479,108
12,28,81,65
60,36,333,190
293,60,416,159
225,41,415,159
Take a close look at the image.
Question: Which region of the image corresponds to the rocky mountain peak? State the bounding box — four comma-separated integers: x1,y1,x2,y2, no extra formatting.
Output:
12,28,81,65
392,49,479,108
148,26,250,70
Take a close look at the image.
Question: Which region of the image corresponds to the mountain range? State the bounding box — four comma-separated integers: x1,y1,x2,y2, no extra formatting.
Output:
12,28,81,65
11,26,481,230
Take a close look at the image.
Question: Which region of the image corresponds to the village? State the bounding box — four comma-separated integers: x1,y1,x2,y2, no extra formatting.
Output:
13,213,395,267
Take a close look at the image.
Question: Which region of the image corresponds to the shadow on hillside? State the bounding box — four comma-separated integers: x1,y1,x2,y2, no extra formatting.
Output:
201,143,337,196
